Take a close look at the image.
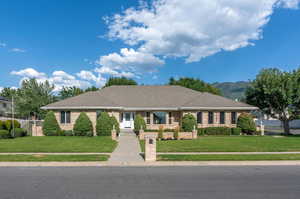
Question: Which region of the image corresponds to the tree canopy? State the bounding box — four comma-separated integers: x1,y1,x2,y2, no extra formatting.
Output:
168,77,221,95
246,68,300,135
104,77,137,87
59,86,84,100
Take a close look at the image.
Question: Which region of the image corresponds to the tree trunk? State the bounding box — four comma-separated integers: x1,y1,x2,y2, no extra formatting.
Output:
282,120,291,135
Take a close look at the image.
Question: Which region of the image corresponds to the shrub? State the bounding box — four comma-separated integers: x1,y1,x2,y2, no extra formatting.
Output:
134,114,146,132
158,125,164,140
231,127,241,136
43,111,61,136
110,116,120,133
96,112,112,136
0,120,4,130
174,126,180,140
0,130,10,139
182,114,197,132
205,127,231,136
64,130,74,136
197,128,206,136
73,112,93,136
237,113,256,134
5,120,21,131
11,128,26,138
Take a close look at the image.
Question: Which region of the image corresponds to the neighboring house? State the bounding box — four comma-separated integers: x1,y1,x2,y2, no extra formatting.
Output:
42,86,258,131
0,96,12,116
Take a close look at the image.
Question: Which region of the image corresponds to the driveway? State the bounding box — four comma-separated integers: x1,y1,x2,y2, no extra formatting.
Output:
1,166,300,199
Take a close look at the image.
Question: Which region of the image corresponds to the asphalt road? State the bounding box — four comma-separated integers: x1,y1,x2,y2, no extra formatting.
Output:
0,166,300,199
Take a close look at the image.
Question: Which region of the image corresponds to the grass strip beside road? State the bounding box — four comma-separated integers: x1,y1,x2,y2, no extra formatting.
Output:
0,154,109,162
0,136,117,153
158,154,300,161
141,136,300,152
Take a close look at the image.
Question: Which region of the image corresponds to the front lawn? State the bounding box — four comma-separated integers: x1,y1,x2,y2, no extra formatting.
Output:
140,136,300,152
158,154,300,161
0,136,117,153
0,154,109,162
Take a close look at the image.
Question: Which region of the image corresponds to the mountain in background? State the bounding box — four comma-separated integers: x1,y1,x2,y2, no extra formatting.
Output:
212,81,251,100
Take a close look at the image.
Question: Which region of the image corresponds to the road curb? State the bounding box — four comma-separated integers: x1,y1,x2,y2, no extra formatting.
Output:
1,160,300,167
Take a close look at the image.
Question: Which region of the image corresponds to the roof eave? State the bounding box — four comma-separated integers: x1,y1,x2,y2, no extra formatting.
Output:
180,106,259,110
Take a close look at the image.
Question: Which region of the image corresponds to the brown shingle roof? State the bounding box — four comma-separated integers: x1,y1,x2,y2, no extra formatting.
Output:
42,85,257,110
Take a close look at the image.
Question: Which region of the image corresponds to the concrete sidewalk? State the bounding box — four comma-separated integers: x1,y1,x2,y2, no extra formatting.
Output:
108,129,144,164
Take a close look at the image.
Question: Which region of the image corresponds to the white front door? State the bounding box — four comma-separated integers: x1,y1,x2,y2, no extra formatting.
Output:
121,112,134,129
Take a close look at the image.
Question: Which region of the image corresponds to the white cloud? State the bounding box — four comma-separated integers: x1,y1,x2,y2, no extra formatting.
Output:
277,0,300,9
76,70,106,86
95,66,135,78
105,0,299,63
0,87,3,92
11,68,46,79
0,43,6,47
10,48,26,53
96,48,164,74
11,68,95,92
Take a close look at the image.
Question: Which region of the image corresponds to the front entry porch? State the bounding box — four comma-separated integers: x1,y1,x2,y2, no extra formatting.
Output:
120,112,135,129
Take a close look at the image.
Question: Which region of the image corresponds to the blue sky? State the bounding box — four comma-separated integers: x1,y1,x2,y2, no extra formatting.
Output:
0,0,300,91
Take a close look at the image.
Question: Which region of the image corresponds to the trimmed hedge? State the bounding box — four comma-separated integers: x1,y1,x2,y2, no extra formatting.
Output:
182,114,197,132
73,112,93,136
43,111,61,136
0,130,10,139
231,127,242,135
96,112,112,136
134,114,146,132
0,120,4,130
197,128,206,136
205,127,232,136
63,130,74,136
11,128,27,138
237,113,256,134
5,120,21,131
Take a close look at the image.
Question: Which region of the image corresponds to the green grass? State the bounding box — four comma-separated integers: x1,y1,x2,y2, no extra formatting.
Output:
140,136,300,152
0,154,109,162
0,136,117,153
158,154,300,161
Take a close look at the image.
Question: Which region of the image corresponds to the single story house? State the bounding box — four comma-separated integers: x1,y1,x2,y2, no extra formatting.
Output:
41,85,258,131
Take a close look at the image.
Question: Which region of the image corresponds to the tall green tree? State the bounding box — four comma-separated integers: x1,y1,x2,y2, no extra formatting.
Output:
85,86,99,92
15,79,55,119
168,77,221,95
246,68,300,135
0,87,18,99
104,77,137,87
59,86,84,100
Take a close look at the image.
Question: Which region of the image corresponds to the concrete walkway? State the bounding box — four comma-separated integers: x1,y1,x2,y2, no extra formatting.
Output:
108,129,144,164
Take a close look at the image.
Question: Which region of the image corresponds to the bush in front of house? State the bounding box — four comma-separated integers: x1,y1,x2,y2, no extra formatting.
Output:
181,113,197,132
73,112,93,136
0,130,11,139
5,120,21,131
237,113,256,134
0,120,4,130
11,128,27,138
63,130,74,136
96,112,112,136
204,127,232,136
231,127,242,135
110,115,120,134
158,126,164,140
197,128,206,136
43,111,61,136
134,114,146,132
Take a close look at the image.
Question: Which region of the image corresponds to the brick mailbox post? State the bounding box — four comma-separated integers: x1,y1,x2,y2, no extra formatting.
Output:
145,134,157,162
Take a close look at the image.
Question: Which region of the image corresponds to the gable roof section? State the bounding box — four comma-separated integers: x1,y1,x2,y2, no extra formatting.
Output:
42,85,257,110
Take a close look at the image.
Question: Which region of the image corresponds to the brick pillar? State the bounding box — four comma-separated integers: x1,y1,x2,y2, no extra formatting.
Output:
145,134,156,162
